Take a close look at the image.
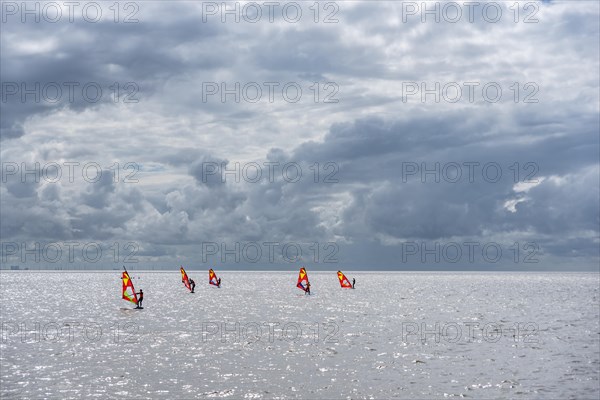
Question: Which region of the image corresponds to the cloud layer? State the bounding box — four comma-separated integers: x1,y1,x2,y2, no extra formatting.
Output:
1,1,598,270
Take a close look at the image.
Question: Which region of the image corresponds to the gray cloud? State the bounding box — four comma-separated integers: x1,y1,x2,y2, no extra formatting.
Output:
1,1,598,270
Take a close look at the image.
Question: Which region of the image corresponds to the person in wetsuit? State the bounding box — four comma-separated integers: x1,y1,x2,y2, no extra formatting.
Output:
136,289,144,308
189,279,196,293
305,281,311,295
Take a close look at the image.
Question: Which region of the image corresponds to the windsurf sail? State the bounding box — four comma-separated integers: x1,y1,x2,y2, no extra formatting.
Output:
122,267,138,304
209,268,219,286
297,267,309,291
337,270,353,288
180,266,191,292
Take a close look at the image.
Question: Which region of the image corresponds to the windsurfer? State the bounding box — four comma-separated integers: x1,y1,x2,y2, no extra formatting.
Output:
136,289,144,308
190,279,195,293
217,277,221,287
352,278,355,289
305,281,311,295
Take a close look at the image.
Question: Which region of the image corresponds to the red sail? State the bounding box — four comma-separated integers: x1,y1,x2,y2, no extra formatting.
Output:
297,267,309,291
180,266,191,292
337,270,353,288
209,269,219,286
122,269,138,304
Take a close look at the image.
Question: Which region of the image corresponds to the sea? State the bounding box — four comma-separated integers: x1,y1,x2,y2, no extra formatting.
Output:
1,271,599,399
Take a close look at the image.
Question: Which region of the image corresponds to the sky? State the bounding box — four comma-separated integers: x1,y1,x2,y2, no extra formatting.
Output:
0,0,598,271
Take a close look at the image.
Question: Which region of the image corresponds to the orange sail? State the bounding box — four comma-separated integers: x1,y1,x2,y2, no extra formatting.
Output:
297,267,309,291
180,266,191,292
122,268,138,304
337,270,353,288
209,268,220,287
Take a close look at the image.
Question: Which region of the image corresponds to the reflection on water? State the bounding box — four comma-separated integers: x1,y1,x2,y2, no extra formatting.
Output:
1,271,598,399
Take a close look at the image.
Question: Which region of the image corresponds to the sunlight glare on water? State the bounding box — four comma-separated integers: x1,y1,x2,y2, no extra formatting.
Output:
1,271,599,399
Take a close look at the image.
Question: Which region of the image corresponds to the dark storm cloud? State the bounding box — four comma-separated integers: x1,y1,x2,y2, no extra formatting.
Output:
0,3,222,139
287,110,598,242
1,1,598,270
